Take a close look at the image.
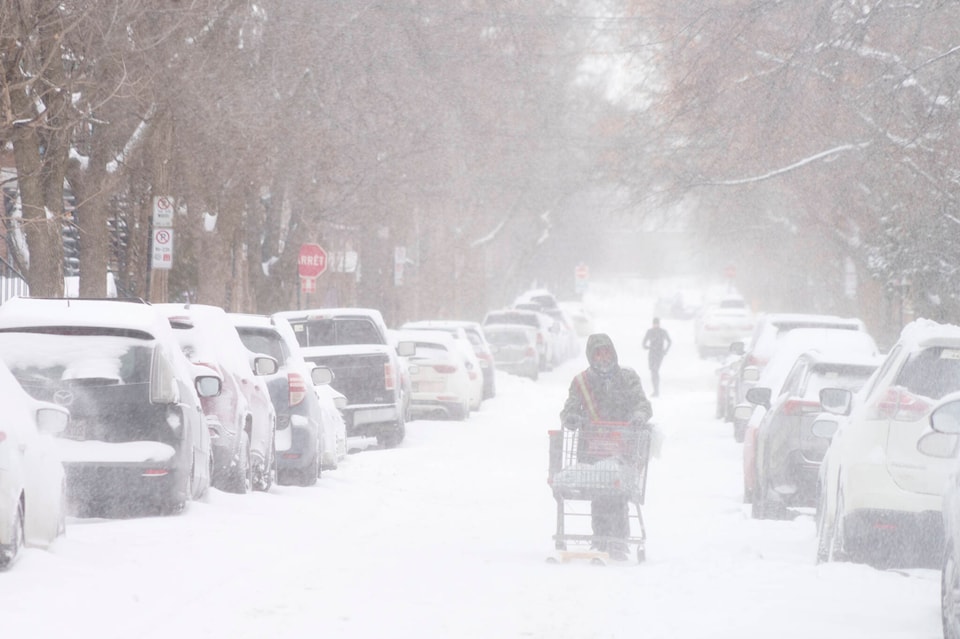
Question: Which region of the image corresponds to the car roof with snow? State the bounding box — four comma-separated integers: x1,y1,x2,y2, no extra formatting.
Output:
275,307,386,325
894,318,960,350
0,296,172,338
756,327,880,390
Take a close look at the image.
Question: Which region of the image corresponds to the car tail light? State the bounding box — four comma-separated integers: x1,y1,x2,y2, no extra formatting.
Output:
0,431,5,443
282,452,301,460
384,362,395,391
288,372,307,407
745,354,765,368
142,469,169,477
524,346,536,357
781,399,821,416
537,333,544,345
872,387,933,422
434,364,458,374
469,370,478,380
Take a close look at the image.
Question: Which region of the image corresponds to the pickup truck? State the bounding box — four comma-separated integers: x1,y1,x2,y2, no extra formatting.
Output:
275,308,413,448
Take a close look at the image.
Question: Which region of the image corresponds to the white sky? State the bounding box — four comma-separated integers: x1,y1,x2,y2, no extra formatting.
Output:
0,281,941,638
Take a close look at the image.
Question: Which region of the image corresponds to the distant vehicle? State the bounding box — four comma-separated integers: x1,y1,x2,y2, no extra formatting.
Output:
0,298,218,517
815,319,960,564
315,384,347,470
402,320,497,399
483,324,539,381
275,308,414,448
740,348,880,520
393,329,475,420
513,288,560,312
230,313,328,486
694,300,755,359
159,304,278,494
0,358,69,569
399,322,484,410
483,309,555,371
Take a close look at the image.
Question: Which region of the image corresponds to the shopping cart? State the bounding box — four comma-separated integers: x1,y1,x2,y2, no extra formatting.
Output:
547,421,652,563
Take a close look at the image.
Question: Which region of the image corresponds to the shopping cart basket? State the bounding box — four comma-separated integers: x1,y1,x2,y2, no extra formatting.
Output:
547,421,652,563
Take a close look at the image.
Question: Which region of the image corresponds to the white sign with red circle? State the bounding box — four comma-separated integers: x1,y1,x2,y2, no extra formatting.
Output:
151,228,174,270
153,195,174,228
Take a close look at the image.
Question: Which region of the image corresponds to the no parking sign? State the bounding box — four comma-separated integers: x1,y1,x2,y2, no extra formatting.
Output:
151,228,174,270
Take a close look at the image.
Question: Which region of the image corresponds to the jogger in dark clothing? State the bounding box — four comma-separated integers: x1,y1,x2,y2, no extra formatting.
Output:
642,318,671,397
560,333,653,560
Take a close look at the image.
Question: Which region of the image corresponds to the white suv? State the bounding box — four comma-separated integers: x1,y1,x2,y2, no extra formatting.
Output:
815,319,960,563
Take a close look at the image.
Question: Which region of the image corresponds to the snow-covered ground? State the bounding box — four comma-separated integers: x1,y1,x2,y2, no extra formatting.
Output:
0,285,943,638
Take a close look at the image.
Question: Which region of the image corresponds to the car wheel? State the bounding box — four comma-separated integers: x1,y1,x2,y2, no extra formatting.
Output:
57,481,68,537
815,486,832,563
254,440,276,492
0,499,24,569
829,491,851,562
943,545,960,639
750,481,768,519
301,451,320,487
224,430,252,494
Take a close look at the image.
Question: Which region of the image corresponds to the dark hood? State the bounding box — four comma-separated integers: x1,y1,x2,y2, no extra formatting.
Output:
585,333,618,369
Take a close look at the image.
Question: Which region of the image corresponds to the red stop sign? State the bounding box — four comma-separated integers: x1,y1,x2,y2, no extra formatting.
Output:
298,244,328,278
724,264,736,280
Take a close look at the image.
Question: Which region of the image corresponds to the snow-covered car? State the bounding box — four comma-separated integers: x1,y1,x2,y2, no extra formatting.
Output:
399,323,483,410
230,313,327,486
483,309,555,371
394,329,474,420
159,304,278,494
0,359,69,569
742,348,880,519
736,328,880,513
694,302,755,359
0,298,217,517
924,393,960,637
557,301,595,338
401,320,497,399
276,308,413,448
483,324,539,381
815,319,960,564
730,313,869,442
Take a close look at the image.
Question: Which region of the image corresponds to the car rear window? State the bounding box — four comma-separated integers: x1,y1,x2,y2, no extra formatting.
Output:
895,346,960,400
486,330,529,346
236,327,288,364
290,318,382,346
485,312,538,328
801,364,876,400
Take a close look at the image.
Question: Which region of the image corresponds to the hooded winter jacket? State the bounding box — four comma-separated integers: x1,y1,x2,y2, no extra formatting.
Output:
560,333,652,428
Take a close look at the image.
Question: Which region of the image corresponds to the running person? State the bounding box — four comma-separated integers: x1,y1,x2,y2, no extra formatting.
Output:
642,317,671,397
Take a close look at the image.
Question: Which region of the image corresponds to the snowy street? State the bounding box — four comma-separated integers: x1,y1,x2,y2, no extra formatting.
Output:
1,287,942,638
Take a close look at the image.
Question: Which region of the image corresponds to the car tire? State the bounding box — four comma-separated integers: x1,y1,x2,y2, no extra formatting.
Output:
815,486,832,564
943,544,960,639
829,491,852,562
301,452,320,487
0,499,24,569
224,430,252,494
254,440,276,492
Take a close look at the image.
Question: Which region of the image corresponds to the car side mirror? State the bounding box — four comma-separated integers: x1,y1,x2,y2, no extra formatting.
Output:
730,341,745,356
931,398,960,434
811,415,840,439
195,375,222,398
741,366,760,383
745,386,771,409
820,388,852,416
311,366,334,386
397,341,416,358
253,355,278,376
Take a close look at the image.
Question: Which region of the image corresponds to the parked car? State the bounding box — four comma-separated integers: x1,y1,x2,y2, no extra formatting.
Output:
483,324,540,381
814,319,960,564
229,313,328,486
557,301,595,338
925,393,960,639
715,342,745,420
741,348,880,519
158,303,278,494
483,309,555,371
401,320,497,399
399,322,483,410
694,301,755,359
730,313,869,442
393,329,474,420
736,328,879,508
275,308,414,448
0,358,69,569
0,298,217,517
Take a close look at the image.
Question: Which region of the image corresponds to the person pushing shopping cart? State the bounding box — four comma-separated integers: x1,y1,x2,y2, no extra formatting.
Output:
553,333,653,562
